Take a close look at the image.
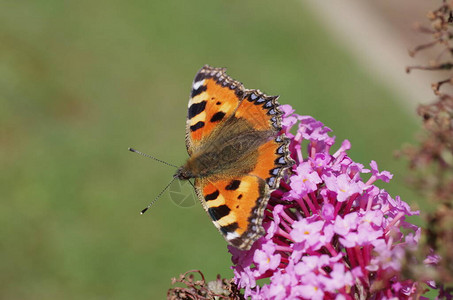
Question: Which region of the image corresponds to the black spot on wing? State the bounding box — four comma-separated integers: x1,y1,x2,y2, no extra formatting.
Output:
274,156,286,165
188,101,207,119
268,109,276,115
235,89,244,98
210,111,226,123
256,97,265,104
191,84,207,98
269,168,280,176
208,205,231,221
220,222,239,235
190,121,205,132
225,180,241,190
229,237,243,248
205,190,220,201
194,72,206,83
267,177,276,187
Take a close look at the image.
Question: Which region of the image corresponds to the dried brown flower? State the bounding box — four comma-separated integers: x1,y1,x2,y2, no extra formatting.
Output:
167,270,244,300
403,0,453,288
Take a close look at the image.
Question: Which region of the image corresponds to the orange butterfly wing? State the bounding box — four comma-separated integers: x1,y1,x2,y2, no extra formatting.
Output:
236,91,292,189
185,66,244,155
194,176,269,250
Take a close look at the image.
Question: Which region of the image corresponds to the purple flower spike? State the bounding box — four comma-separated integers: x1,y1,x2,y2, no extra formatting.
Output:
230,105,424,299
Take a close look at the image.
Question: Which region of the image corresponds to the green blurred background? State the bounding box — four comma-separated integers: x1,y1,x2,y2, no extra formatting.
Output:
1,0,423,299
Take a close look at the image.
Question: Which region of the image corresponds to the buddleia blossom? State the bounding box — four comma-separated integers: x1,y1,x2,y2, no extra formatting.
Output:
229,105,423,299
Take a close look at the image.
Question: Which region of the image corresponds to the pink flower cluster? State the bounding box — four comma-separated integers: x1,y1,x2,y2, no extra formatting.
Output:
229,105,421,299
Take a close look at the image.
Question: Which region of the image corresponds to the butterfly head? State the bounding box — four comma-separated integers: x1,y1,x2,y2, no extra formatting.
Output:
174,166,194,181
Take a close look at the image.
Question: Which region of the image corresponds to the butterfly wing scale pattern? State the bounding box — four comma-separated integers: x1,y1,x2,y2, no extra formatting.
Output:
185,66,244,155
237,90,292,190
194,175,268,250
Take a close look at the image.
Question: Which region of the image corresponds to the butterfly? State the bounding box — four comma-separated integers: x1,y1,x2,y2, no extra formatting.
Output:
176,65,294,250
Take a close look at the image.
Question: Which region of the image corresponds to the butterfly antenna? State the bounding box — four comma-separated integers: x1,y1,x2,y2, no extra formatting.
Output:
128,147,178,168
140,175,178,214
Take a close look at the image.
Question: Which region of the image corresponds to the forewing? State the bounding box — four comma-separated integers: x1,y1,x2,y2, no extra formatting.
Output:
235,90,295,190
185,65,245,155
235,90,282,132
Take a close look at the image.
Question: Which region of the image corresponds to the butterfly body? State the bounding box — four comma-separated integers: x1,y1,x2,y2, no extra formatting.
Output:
178,66,294,250
176,118,273,180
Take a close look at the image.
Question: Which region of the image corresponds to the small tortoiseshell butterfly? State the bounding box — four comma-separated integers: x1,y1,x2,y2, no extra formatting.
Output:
176,65,294,250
